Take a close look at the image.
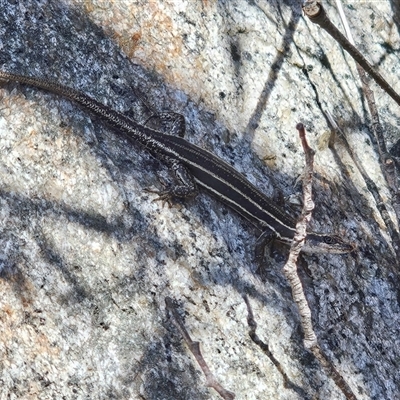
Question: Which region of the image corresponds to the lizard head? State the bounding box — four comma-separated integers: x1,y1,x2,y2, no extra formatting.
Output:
303,233,355,254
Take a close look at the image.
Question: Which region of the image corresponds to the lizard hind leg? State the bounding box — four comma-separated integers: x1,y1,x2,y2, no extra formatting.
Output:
254,230,278,280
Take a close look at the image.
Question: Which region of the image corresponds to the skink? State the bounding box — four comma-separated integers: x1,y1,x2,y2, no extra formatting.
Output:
0,70,354,254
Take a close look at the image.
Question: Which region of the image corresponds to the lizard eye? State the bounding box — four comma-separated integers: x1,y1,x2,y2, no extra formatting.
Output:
323,236,336,245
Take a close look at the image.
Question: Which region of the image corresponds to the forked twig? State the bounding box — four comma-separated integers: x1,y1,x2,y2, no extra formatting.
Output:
165,297,235,400
282,123,357,400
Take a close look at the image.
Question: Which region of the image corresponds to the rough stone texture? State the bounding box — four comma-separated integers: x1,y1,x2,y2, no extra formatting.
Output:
0,1,399,399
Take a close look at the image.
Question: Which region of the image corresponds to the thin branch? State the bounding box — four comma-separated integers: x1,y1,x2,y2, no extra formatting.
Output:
165,297,235,400
282,123,317,348
326,111,400,260
302,1,400,107
334,0,400,245
282,123,358,400
243,294,310,399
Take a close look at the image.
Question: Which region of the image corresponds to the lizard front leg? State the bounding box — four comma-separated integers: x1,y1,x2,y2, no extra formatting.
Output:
146,157,197,205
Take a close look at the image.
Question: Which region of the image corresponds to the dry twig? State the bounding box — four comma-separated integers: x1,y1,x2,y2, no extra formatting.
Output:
165,297,235,400
282,123,357,400
326,111,400,260
243,294,309,398
334,0,400,251
282,123,317,348
302,1,400,107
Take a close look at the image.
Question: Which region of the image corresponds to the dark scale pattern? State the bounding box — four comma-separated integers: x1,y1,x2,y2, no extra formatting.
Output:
0,69,353,254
